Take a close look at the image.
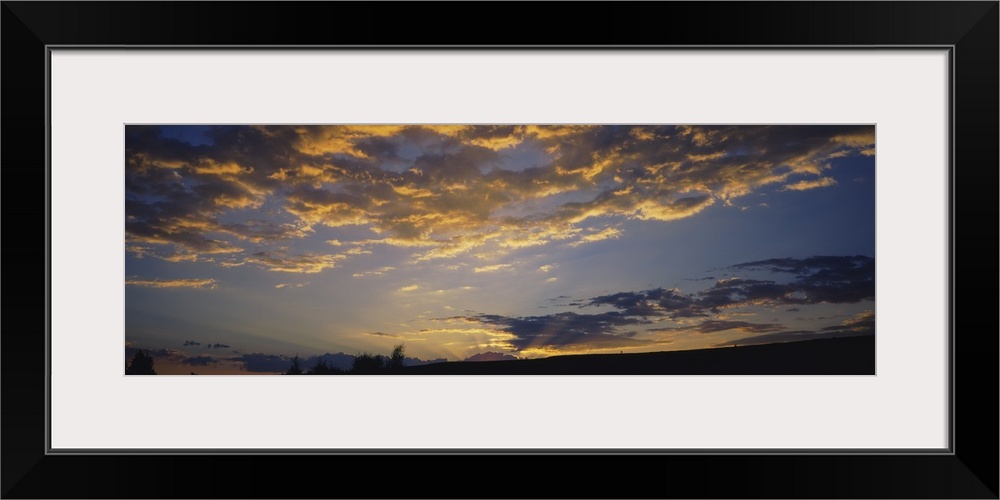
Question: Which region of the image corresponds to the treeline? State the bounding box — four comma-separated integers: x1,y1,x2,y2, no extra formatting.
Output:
285,344,407,375
124,344,411,375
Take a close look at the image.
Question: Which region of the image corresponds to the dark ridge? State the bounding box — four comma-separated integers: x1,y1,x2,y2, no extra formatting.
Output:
400,335,875,375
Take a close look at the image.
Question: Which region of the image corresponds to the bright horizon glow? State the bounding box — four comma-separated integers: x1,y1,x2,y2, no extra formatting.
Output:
125,124,875,374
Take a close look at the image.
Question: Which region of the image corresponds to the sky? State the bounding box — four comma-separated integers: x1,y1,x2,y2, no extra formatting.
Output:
124,125,876,374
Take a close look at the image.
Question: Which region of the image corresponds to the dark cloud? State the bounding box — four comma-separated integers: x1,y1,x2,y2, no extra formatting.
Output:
710,310,875,347
586,256,874,319
208,343,231,349
720,255,875,306
464,352,520,362
732,255,871,275
182,356,217,366
232,353,296,373
183,340,201,346
470,311,656,352
353,135,402,162
589,287,703,319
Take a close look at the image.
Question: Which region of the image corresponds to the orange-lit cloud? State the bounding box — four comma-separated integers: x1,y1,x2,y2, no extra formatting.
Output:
569,227,623,247
239,251,346,273
275,282,309,289
783,177,838,191
127,125,874,273
473,263,513,273
125,278,218,289
352,266,396,278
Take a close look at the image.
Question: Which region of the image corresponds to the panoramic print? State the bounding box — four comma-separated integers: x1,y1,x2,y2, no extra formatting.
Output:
125,125,875,375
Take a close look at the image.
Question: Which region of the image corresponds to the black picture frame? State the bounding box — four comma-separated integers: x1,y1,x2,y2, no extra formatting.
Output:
3,2,996,498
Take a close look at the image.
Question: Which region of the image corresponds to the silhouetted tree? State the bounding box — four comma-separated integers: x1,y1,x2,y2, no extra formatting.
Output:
388,344,406,371
306,357,342,375
125,350,156,375
350,352,385,374
307,358,327,374
285,355,303,375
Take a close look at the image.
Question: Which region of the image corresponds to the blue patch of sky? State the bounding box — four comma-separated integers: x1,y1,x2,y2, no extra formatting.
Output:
495,140,554,172
158,125,214,147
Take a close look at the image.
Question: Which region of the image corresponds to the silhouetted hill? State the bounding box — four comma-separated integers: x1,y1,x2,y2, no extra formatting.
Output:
400,335,875,375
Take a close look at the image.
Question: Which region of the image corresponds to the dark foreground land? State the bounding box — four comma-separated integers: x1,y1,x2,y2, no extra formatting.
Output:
401,335,875,375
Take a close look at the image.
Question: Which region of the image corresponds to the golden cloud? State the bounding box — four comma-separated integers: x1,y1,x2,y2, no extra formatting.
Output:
125,278,218,289
569,227,623,247
473,263,513,273
241,252,346,273
783,177,838,191
127,125,874,272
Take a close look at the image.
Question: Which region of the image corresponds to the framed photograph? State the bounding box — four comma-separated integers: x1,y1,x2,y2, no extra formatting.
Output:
4,2,996,498
120,122,878,377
